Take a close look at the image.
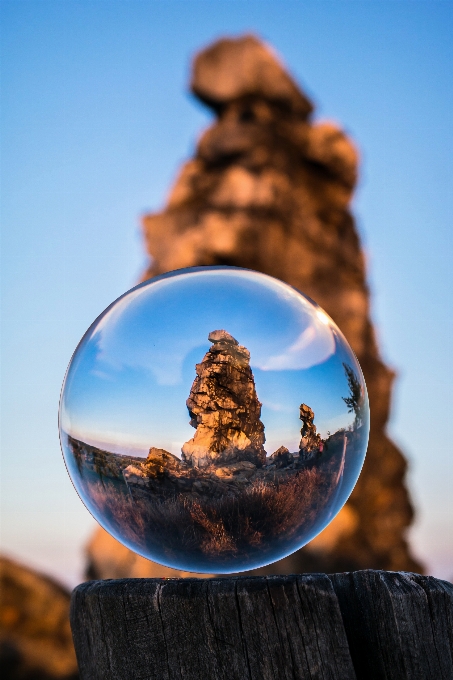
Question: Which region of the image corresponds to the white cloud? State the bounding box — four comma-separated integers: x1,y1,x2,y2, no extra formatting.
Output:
255,314,335,371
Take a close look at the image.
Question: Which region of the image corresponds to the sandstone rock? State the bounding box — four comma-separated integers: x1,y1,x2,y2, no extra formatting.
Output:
144,447,181,475
137,34,422,575
299,403,322,459
0,555,78,679
208,329,238,344
214,461,256,479
85,527,214,580
122,464,148,487
191,34,313,117
182,330,266,468
305,121,358,189
269,446,294,469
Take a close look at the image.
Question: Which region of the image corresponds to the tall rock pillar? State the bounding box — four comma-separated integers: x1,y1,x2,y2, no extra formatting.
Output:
86,34,422,578
182,330,266,469
140,35,421,574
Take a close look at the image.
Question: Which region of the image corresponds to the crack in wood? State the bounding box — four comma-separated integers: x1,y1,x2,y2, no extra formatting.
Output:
70,571,453,680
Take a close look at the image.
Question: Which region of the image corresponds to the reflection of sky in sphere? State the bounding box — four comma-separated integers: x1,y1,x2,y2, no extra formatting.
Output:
60,267,369,573
61,268,362,457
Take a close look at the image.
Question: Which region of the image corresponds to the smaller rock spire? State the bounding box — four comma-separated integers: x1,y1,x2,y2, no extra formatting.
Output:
299,403,321,459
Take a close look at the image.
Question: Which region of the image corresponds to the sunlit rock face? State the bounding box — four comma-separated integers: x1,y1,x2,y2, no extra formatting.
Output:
299,403,322,460
182,330,266,468
86,34,422,578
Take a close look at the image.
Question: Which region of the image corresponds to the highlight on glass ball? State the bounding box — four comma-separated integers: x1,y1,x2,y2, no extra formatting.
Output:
59,266,369,573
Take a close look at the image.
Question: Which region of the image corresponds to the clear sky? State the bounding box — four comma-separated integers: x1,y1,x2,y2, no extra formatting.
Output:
1,0,452,585
60,268,359,457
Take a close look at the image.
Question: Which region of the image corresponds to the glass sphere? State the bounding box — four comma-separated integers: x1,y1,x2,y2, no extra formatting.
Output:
60,266,369,573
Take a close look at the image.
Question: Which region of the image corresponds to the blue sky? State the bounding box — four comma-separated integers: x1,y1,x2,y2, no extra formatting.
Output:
60,268,359,457
1,0,452,584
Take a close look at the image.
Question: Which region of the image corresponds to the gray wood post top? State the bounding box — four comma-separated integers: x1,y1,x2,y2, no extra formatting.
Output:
70,570,453,680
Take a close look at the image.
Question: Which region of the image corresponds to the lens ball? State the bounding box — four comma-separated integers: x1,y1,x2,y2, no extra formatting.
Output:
59,267,369,573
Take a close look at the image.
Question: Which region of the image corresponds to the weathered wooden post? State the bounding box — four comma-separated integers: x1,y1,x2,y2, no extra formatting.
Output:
70,570,453,680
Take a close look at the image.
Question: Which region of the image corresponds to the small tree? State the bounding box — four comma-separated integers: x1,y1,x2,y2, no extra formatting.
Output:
342,363,365,429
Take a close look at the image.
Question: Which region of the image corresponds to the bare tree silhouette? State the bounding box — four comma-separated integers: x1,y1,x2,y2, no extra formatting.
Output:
342,363,365,429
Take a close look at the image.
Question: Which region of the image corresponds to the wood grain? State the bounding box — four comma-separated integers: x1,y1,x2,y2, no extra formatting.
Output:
330,570,453,680
70,571,453,680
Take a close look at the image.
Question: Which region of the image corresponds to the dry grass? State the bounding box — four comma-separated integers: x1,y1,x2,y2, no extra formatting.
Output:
76,456,339,571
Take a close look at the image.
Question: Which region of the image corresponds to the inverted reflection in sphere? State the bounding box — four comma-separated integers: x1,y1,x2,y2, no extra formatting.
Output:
59,267,369,573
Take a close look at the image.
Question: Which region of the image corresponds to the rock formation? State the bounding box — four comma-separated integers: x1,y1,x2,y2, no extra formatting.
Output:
268,446,294,469
87,34,422,576
182,330,266,468
85,526,215,580
299,403,322,459
0,555,78,680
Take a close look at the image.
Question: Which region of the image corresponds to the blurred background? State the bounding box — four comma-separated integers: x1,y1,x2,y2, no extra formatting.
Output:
1,1,452,677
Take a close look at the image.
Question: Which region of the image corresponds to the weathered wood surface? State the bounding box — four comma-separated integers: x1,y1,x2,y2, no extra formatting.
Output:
331,570,453,680
70,570,453,680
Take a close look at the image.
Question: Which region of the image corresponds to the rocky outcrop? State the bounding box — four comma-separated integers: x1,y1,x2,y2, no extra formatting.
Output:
121,442,308,504
85,526,214,580
67,433,299,509
191,35,313,117
299,403,322,460
86,33,422,578
137,34,422,575
182,330,266,468
268,446,294,469
0,556,78,680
